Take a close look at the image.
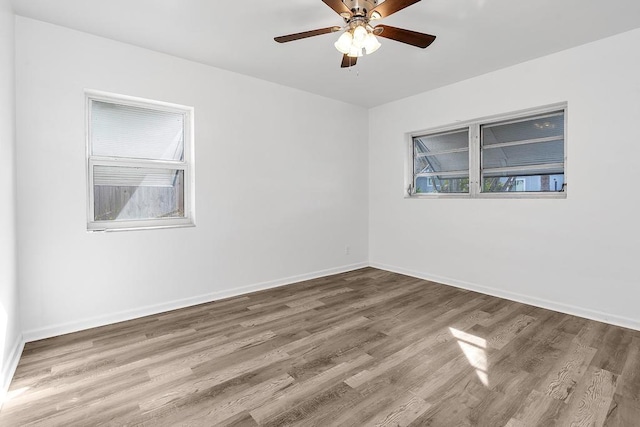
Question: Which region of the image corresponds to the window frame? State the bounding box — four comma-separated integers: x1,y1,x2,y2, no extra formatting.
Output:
86,90,196,231
405,103,567,199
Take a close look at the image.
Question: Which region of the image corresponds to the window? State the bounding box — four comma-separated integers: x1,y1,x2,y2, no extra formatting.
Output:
481,111,565,193
86,91,194,231
408,104,566,198
414,129,469,194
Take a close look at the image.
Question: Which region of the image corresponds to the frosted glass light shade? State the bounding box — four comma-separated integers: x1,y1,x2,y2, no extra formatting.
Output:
334,31,353,54
352,25,368,49
347,45,363,58
363,33,381,55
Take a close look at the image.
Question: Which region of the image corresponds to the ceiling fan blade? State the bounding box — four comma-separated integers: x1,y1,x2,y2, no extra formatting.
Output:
275,27,340,43
322,0,352,17
368,0,421,19
340,54,357,68
375,25,436,48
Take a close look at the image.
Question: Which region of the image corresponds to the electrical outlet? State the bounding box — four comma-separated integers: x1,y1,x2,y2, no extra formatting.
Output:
345,245,351,255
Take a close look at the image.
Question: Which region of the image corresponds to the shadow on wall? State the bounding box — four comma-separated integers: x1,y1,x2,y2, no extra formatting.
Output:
0,300,8,392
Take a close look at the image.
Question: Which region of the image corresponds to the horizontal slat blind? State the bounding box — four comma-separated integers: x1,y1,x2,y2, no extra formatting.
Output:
93,165,182,187
91,100,184,161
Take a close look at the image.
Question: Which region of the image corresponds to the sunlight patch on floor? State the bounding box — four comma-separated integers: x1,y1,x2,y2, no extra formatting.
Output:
449,327,489,387
2,386,29,405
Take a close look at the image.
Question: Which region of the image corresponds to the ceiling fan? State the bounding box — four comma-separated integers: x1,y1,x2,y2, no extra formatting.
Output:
274,0,436,68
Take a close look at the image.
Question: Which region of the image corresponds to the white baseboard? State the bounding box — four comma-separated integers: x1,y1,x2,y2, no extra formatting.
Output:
370,262,640,332
23,262,369,343
1,334,25,408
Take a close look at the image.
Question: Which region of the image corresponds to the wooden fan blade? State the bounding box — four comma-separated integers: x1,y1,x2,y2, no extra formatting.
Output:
322,0,352,17
375,25,436,48
340,54,357,68
368,0,421,19
274,27,340,43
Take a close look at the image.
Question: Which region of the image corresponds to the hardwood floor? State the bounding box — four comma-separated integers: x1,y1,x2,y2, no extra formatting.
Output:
2,268,639,426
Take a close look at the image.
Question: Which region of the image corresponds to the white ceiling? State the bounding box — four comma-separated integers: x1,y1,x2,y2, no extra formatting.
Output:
12,0,640,107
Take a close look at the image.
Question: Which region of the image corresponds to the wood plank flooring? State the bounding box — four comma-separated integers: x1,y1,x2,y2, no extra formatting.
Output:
2,267,639,426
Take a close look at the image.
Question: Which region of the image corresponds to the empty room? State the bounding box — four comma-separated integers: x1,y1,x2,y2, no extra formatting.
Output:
1,0,640,425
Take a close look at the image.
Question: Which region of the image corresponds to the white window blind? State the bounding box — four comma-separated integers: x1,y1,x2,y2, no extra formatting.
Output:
91,101,185,161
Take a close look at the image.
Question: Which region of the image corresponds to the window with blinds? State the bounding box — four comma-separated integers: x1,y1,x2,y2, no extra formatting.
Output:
409,104,566,198
86,91,194,231
481,111,565,193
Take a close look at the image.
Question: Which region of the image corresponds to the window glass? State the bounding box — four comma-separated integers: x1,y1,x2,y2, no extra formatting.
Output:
482,113,564,146
482,173,565,193
416,176,469,194
93,166,184,221
414,130,469,152
482,140,564,169
415,151,469,174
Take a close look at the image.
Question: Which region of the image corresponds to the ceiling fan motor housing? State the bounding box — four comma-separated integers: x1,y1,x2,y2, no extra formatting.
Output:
342,0,379,19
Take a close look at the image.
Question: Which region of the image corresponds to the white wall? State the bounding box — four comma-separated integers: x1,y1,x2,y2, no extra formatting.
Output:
0,0,21,396
11,13,640,348
369,28,640,329
15,17,369,339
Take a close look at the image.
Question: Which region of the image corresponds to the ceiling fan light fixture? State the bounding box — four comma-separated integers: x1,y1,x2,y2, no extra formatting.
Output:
363,32,381,54
334,31,353,54
347,45,364,58
335,24,380,58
